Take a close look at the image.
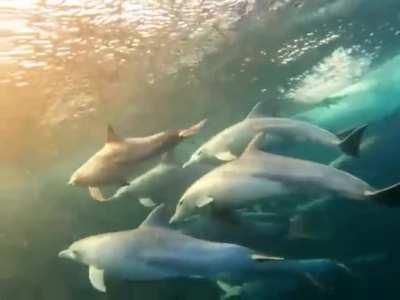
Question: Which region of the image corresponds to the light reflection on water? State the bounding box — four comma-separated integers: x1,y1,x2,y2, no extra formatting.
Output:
0,0,252,89
0,0,255,170
1,0,399,176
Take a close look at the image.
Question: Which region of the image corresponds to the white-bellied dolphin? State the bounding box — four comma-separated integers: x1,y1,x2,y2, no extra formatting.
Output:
183,102,367,168
171,133,400,224
68,119,206,201
58,205,337,293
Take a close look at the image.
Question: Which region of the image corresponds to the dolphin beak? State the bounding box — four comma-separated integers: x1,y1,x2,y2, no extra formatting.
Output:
182,160,192,169
169,214,179,225
68,178,76,186
58,249,76,260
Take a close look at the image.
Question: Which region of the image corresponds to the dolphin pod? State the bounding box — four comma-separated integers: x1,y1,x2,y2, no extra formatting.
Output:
68,119,206,201
183,102,367,168
63,102,400,296
170,132,400,224
58,204,344,293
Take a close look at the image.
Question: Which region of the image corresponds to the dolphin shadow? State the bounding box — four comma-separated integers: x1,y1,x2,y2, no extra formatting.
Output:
105,277,221,300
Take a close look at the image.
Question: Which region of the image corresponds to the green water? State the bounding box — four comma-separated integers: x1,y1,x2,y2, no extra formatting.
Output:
2,1,400,299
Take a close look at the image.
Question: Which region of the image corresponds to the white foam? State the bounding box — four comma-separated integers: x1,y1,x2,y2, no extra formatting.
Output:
288,47,373,104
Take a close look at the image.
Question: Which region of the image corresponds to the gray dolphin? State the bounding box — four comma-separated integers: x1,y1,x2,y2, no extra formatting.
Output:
58,205,336,293
68,119,206,201
183,102,367,168
171,133,400,224
105,151,182,207
107,154,216,207
217,258,353,300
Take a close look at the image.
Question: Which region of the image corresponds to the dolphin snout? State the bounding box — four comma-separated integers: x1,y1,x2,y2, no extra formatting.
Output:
169,215,178,225
183,156,199,168
68,176,77,186
58,249,76,260
169,208,190,225
169,211,185,225
182,160,192,169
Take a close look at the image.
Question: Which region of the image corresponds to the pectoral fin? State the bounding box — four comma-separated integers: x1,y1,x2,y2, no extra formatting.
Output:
88,187,109,202
215,151,237,162
89,266,106,293
139,197,157,208
195,196,214,208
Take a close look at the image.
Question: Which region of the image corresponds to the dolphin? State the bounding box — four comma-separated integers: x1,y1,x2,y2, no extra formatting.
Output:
108,154,217,207
58,205,337,293
180,211,289,251
105,151,182,207
217,258,353,300
183,102,367,168
68,119,206,201
171,133,400,224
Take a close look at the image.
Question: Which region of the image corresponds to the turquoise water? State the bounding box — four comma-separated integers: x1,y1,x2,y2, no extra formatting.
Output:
2,1,400,299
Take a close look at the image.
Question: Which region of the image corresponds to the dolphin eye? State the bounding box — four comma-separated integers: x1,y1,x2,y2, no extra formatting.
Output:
178,200,183,207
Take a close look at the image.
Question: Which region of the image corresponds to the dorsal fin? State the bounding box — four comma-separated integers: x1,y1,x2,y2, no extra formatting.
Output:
246,102,266,119
242,132,265,156
139,204,169,228
106,125,123,143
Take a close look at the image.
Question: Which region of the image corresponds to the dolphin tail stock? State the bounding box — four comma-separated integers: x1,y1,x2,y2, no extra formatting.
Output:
366,183,400,207
338,124,368,157
88,187,111,202
178,119,207,139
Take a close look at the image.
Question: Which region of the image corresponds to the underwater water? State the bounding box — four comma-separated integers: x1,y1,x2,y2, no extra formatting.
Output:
2,0,400,299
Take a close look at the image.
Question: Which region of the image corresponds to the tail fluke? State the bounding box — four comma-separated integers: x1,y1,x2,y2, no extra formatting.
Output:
339,124,368,157
216,281,242,300
179,119,207,138
366,183,400,207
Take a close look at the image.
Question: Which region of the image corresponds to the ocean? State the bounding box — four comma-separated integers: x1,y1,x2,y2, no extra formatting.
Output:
1,1,400,299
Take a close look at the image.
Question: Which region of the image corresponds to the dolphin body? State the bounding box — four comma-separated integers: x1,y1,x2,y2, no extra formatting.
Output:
180,211,289,251
108,155,216,207
171,134,400,224
68,120,206,201
58,205,339,293
183,102,367,168
106,151,182,207
218,258,353,300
